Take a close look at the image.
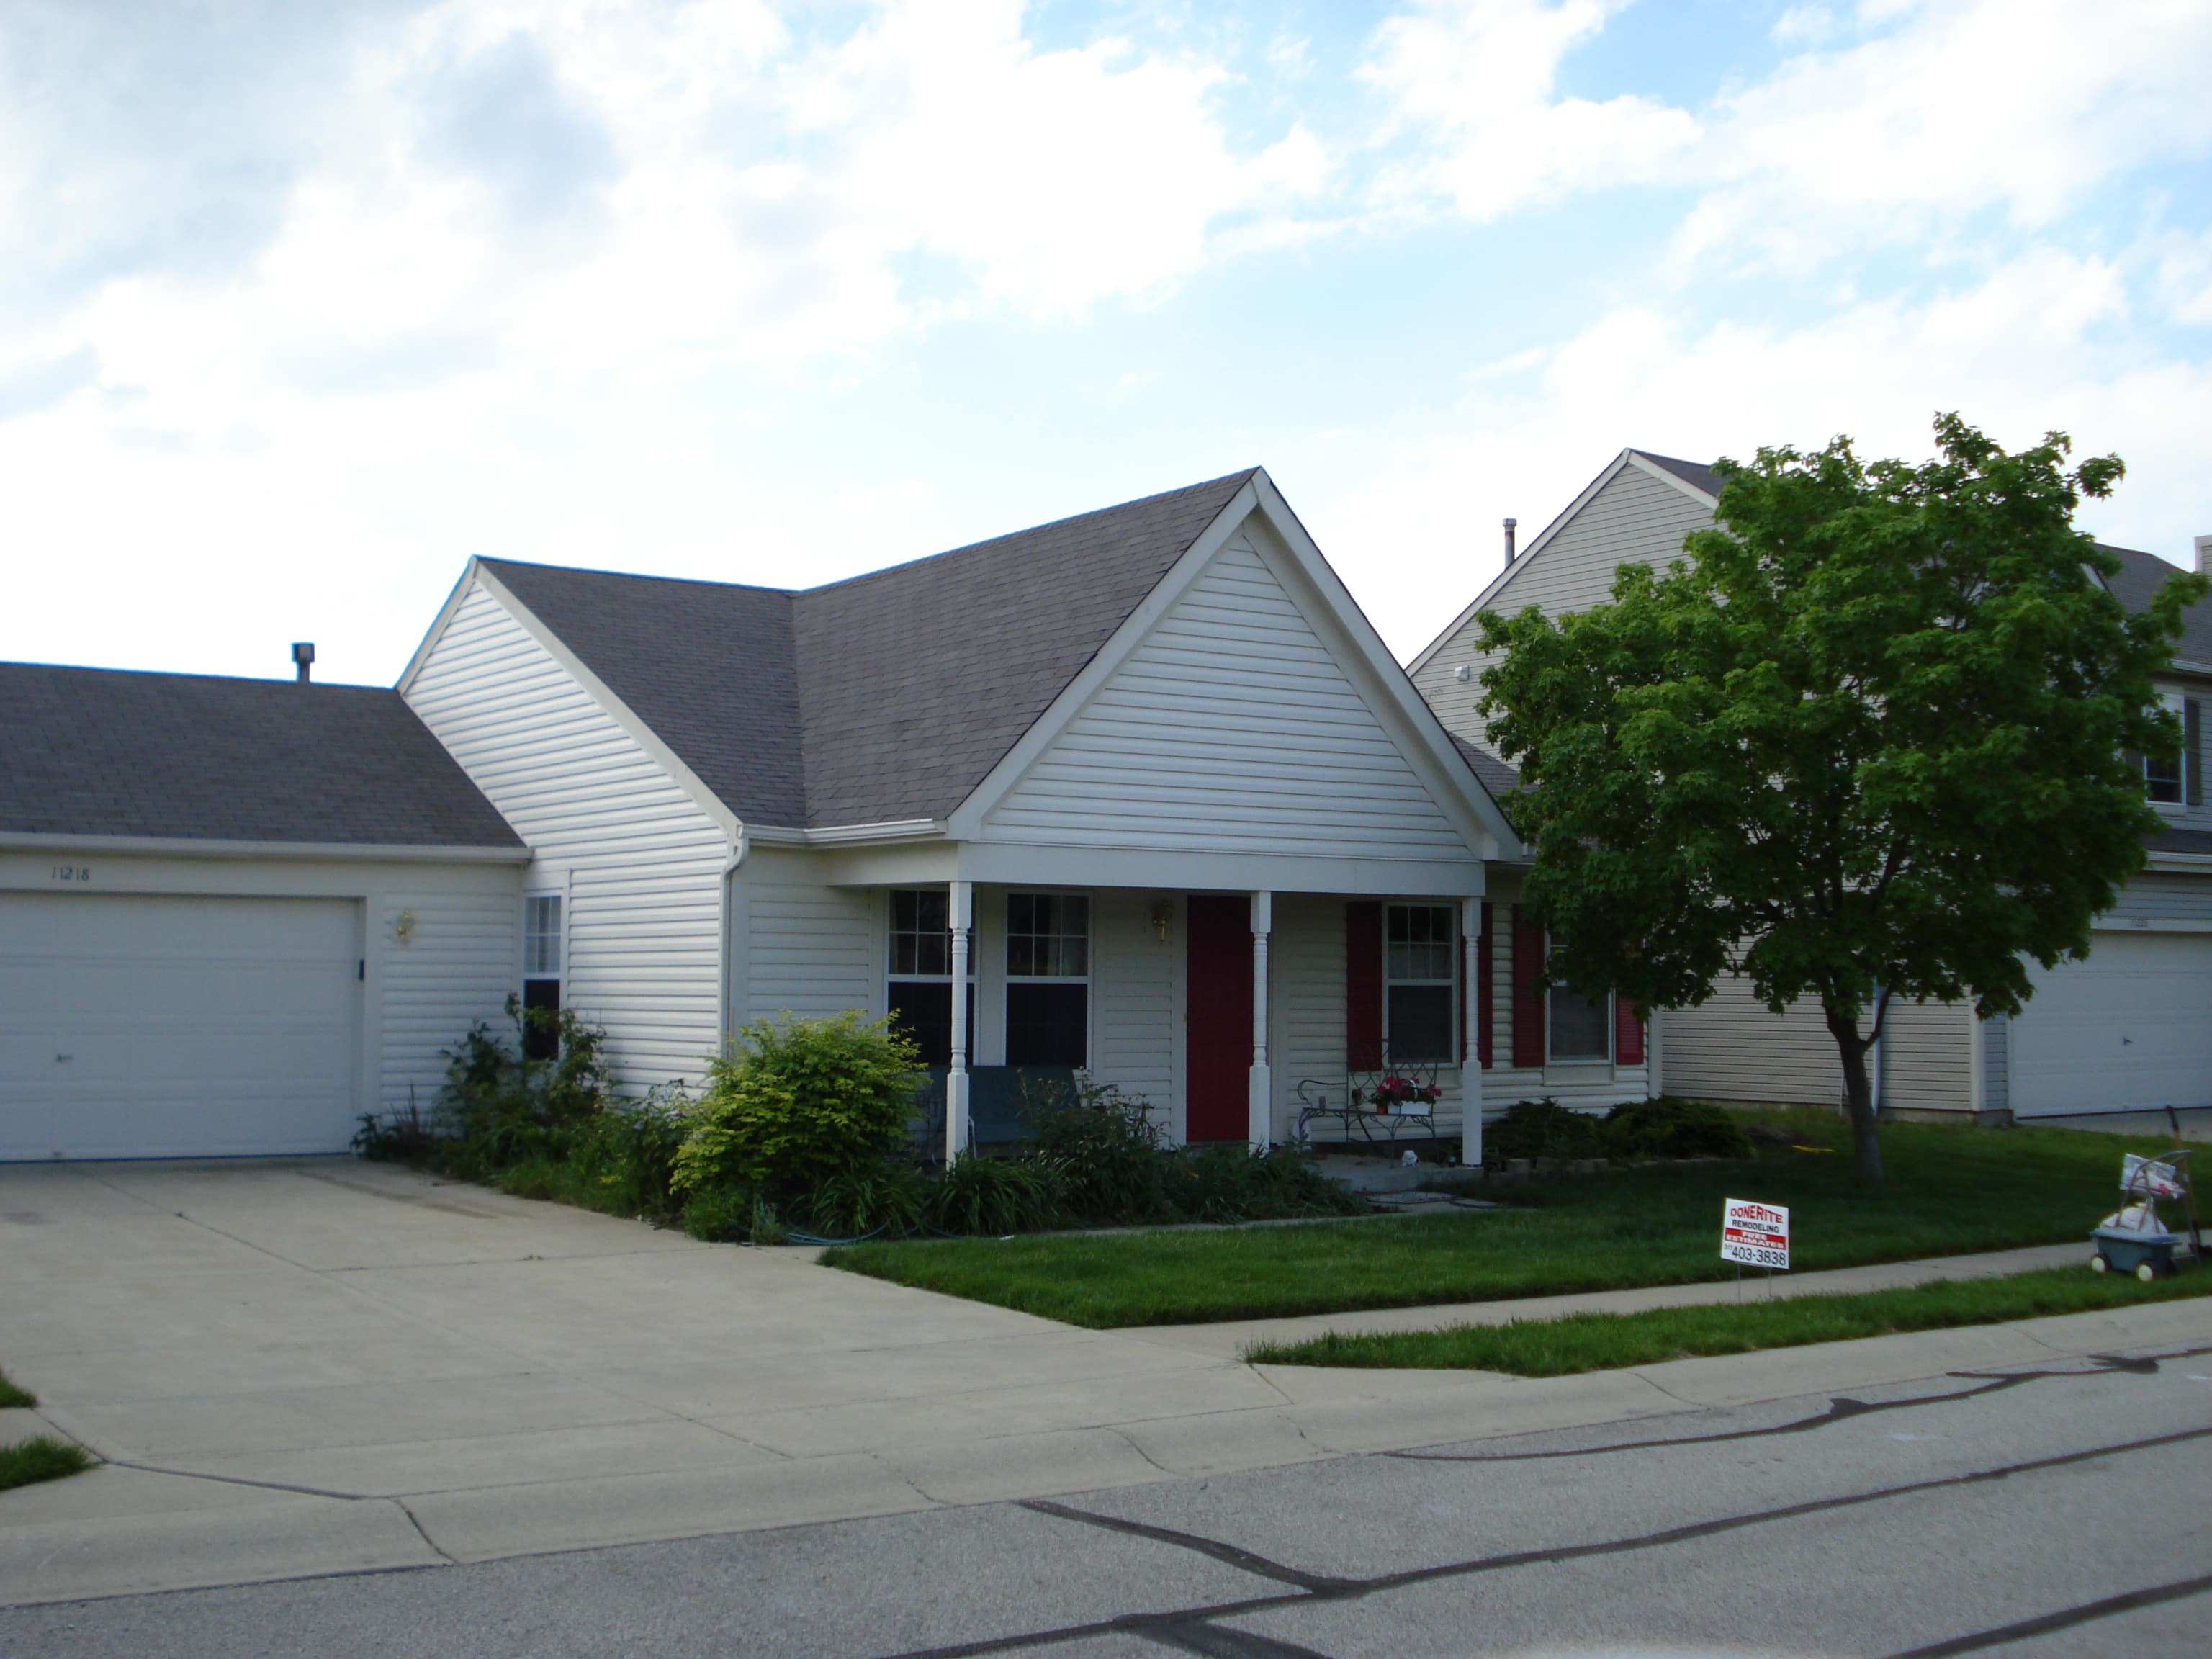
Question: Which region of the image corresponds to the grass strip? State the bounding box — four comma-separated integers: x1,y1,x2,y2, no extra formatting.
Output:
0,1437,96,1493
824,1118,2192,1328
1244,1266,2212,1376
0,1369,33,1410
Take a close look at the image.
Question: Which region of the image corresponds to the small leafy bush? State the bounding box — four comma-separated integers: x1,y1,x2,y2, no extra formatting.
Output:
930,1153,1061,1235
680,1186,758,1243
1486,1098,1607,1165
432,999,615,1180
674,1012,925,1209
1167,1143,1370,1223
1603,1097,1753,1161
1027,1080,1175,1224
351,1093,439,1164
804,1158,932,1239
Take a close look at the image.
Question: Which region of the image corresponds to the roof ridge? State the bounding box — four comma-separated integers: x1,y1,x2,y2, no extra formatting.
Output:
799,468,1261,599
477,557,797,599
0,659,392,693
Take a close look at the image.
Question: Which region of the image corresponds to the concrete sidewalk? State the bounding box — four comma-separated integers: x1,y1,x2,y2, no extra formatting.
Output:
3,1159,2206,1608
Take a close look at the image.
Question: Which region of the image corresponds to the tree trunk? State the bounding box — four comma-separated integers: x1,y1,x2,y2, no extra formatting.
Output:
1822,1002,1886,1191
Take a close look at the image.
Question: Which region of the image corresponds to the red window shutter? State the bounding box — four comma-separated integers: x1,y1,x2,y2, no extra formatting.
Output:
1477,902,1494,1069
1511,906,1546,1069
1615,997,1645,1066
1346,901,1382,1071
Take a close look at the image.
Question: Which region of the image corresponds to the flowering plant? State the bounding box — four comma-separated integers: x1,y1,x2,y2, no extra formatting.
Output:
1367,1074,1442,1111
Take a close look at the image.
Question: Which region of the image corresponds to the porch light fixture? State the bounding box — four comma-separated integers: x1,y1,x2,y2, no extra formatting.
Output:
394,908,415,945
1149,898,1173,943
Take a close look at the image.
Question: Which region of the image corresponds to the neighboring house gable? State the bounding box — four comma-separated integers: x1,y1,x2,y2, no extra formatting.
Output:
1410,451,1717,749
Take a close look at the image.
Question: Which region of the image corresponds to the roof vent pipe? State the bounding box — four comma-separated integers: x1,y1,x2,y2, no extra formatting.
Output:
292,642,315,683
1503,518,1518,564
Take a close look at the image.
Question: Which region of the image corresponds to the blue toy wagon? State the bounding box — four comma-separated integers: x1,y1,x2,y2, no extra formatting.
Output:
2090,1151,2200,1282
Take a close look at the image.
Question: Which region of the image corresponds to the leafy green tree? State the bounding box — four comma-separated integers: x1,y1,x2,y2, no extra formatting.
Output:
1476,415,2206,1188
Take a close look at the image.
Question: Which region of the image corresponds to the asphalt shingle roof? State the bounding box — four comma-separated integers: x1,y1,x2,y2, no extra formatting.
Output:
0,663,523,848
1630,450,1727,500
481,470,1259,829
2101,543,2212,670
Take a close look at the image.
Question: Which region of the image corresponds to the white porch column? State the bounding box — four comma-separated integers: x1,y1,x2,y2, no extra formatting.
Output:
1462,896,1483,1169
1248,890,1272,1151
945,879,973,1164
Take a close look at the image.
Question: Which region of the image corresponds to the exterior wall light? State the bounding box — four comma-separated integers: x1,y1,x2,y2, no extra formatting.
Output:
1149,898,1173,943
394,908,415,945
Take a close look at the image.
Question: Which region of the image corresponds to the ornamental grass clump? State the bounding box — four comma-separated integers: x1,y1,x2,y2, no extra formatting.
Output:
672,1012,925,1223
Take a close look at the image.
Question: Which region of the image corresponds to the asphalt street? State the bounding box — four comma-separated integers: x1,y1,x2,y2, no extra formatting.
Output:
5,1338,2207,1659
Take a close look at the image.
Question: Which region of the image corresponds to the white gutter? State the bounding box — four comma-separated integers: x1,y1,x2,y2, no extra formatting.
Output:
744,819,945,848
0,831,533,864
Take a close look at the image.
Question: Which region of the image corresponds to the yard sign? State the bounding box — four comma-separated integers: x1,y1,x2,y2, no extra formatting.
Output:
1720,1198,1790,1271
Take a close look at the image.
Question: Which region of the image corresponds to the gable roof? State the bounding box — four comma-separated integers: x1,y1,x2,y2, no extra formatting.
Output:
0,662,523,849
1629,449,1725,501
472,471,1260,830
2100,543,2212,670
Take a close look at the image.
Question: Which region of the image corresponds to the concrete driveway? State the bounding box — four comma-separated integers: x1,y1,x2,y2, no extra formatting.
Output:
4,1159,2208,1608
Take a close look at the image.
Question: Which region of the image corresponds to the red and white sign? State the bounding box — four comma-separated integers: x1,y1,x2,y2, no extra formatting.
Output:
1721,1197,1790,1270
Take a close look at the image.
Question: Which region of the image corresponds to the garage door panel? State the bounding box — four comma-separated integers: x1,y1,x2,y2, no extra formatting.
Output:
0,893,362,1160
2011,933,2212,1115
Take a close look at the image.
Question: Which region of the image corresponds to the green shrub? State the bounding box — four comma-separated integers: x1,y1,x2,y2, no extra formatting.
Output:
680,1186,758,1242
1028,1081,1175,1224
803,1158,932,1239
1486,1098,1607,1164
674,1013,924,1209
930,1152,1061,1235
1603,1097,1753,1161
1166,1143,1370,1223
428,998,615,1180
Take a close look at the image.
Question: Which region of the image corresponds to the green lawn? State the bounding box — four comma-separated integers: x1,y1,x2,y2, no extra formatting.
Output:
0,1368,33,1411
1246,1266,2212,1375
822,1116,2193,1328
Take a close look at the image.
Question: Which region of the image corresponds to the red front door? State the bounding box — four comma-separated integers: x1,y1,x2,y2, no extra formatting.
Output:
1185,895,1251,1142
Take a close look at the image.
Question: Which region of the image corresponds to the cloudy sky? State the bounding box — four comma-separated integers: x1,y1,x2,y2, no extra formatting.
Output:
4,0,2208,684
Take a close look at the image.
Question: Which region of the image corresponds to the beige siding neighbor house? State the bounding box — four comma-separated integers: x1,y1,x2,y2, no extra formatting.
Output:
1411,451,2212,1123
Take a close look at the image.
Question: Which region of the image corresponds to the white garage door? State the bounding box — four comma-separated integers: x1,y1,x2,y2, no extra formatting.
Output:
0,892,361,1160
2010,932,2212,1116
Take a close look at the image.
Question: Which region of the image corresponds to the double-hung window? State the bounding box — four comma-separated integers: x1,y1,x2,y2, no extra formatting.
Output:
1547,945,1612,1062
521,895,563,1060
1383,903,1455,1064
888,889,968,1068
2145,691,2187,806
1005,892,1089,1067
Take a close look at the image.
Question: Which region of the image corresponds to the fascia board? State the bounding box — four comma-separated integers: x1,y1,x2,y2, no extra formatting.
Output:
1622,449,1725,511
467,565,742,843
395,561,481,696
1405,448,1647,678
1246,473,1524,863
942,477,1264,840
0,831,533,863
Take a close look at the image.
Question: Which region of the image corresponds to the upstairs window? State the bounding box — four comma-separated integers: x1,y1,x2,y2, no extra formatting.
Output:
2146,691,2186,806
1006,892,1089,1067
1384,903,1455,1064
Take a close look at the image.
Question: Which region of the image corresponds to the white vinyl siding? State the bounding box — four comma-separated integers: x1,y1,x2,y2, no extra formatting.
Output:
376,889,519,1115
2104,871,2212,925
1881,999,1972,1114
1980,1017,2009,1115
985,533,1474,862
740,860,876,1025
1414,463,1715,747
1089,889,1178,1133
404,580,729,1090
1655,986,1840,1107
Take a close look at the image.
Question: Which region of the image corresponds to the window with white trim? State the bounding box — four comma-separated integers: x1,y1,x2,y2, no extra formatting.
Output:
2145,691,2185,806
888,889,968,1067
521,894,563,1060
1547,943,1611,1062
1384,903,1455,1064
1005,892,1089,1067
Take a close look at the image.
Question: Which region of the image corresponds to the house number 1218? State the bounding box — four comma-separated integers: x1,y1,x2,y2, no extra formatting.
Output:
50,865,93,882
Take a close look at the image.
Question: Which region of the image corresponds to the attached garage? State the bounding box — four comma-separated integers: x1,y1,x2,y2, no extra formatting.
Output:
1,661,531,1161
0,892,364,1160
2010,930,2212,1117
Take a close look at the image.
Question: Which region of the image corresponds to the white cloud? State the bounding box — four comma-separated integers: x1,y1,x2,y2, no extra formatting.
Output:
1360,0,1699,220
1308,246,2209,659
